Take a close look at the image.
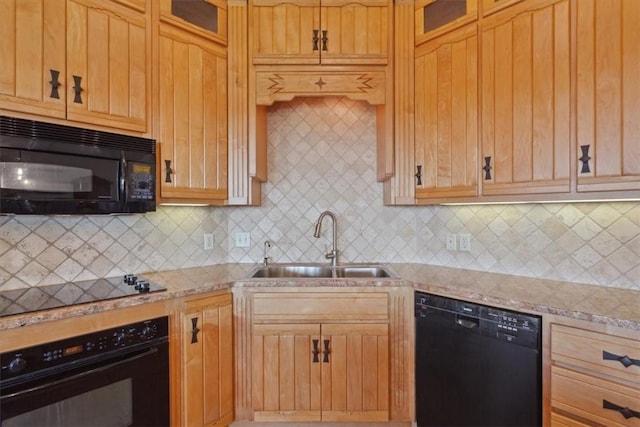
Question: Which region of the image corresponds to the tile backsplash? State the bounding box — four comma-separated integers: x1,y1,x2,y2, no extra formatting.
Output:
1,97,638,291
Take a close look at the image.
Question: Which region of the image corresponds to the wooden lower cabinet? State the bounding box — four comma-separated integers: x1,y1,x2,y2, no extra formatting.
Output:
181,293,234,427
252,322,389,423
234,288,413,424
550,322,640,427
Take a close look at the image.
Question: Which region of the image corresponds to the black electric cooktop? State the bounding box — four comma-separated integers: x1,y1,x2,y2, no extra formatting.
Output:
0,275,166,318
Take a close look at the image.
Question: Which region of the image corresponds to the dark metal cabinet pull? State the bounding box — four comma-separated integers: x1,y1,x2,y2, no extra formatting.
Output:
312,339,320,363
72,75,84,104
49,69,61,99
603,350,640,368
321,30,328,51
190,317,200,344
603,399,640,419
579,145,592,173
483,156,492,180
415,165,423,186
322,339,330,363
165,160,173,183
312,29,319,51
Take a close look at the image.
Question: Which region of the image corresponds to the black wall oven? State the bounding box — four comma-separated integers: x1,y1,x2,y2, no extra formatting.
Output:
0,316,169,427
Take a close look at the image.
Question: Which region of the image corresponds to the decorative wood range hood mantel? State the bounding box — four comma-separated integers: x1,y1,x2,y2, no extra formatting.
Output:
227,0,395,206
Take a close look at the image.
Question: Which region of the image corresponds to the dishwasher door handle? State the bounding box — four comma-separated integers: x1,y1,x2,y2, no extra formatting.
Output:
456,316,479,329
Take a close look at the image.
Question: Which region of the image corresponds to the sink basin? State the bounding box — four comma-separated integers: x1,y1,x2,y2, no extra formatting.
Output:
249,264,395,279
250,265,333,278
333,266,393,278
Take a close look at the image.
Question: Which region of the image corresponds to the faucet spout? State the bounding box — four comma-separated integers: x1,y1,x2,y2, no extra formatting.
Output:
313,210,338,267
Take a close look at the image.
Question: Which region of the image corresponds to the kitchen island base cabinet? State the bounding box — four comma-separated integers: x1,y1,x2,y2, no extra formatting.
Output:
181,293,234,427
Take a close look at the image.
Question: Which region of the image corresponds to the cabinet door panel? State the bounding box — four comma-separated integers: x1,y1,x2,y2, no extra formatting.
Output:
66,0,147,132
158,30,228,202
321,323,389,422
481,0,570,196
415,23,478,200
253,324,322,422
576,0,640,192
321,0,389,65
183,294,233,427
0,0,66,118
252,0,320,65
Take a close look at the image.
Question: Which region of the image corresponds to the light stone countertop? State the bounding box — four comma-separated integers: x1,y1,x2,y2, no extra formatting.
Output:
0,263,638,331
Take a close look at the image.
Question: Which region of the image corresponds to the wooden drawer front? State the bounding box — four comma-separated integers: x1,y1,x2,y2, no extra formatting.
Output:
551,324,640,385
253,292,388,321
551,411,593,427
552,366,640,427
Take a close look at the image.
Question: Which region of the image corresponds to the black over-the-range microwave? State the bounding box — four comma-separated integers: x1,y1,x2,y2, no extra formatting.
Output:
0,116,156,215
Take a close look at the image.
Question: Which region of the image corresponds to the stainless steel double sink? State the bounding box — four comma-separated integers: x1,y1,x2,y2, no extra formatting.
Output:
249,264,395,279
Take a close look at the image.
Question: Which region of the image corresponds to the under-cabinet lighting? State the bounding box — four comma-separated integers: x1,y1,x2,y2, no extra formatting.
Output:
159,203,210,207
441,198,640,206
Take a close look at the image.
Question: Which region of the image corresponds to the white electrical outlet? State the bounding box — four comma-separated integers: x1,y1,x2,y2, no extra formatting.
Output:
446,233,457,251
234,232,251,248
203,233,214,250
459,234,471,251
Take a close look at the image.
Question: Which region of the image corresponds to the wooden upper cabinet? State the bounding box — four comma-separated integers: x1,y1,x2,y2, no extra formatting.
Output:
157,28,228,203
0,0,66,119
481,0,524,16
480,0,571,196
66,0,148,133
159,0,228,44
251,0,390,65
415,23,478,200
575,0,640,193
0,0,147,133
415,0,478,44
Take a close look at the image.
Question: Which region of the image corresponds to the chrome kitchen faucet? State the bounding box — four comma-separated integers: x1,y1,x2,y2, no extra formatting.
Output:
313,210,338,267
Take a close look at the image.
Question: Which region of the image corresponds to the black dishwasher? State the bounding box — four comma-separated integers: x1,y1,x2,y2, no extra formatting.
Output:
415,291,541,427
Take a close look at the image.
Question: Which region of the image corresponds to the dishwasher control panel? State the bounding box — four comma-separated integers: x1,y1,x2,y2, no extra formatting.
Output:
415,291,541,350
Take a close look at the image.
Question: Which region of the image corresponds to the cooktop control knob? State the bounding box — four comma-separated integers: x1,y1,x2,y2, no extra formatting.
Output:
135,280,150,293
8,355,27,374
124,274,137,286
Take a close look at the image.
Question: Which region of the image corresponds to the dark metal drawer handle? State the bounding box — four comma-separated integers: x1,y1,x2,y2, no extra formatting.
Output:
415,165,423,186
579,145,591,173
165,160,173,183
603,350,640,368
49,69,61,99
322,339,330,363
321,30,328,51
72,75,84,104
483,156,492,180
603,399,640,419
312,339,320,363
313,29,319,51
190,317,200,344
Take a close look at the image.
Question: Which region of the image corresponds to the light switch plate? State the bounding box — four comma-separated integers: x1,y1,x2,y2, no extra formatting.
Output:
203,233,214,250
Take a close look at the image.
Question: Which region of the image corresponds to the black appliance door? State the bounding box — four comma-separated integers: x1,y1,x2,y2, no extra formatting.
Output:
0,148,120,202
415,306,541,427
0,344,169,427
